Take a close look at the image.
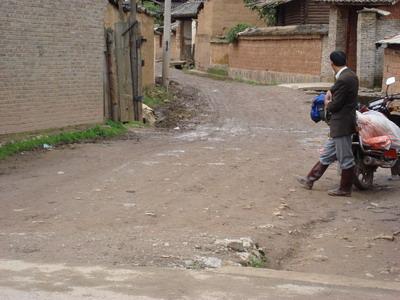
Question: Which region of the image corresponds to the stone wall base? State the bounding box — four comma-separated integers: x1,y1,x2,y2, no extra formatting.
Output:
228,68,322,85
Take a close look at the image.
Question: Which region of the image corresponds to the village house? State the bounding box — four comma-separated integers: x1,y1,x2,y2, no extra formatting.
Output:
219,0,332,84
378,34,400,93
194,0,266,71
154,23,180,61
0,1,108,135
201,0,400,87
0,0,156,135
171,0,204,63
319,0,400,88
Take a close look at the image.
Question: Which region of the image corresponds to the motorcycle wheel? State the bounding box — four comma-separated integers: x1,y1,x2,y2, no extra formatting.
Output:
354,162,374,190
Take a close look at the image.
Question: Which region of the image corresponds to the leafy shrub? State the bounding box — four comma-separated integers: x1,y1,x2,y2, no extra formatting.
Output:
226,24,251,43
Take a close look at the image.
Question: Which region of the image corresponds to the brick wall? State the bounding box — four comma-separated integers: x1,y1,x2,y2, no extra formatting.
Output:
0,0,108,135
195,0,265,71
210,42,229,66
211,0,266,37
357,11,377,88
229,35,324,82
383,47,400,93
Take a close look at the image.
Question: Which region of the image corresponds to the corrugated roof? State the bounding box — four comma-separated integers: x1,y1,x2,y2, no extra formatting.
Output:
377,34,400,45
171,1,204,19
316,0,398,4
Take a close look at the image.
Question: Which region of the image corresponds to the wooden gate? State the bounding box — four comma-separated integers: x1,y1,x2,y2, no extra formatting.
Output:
104,18,143,123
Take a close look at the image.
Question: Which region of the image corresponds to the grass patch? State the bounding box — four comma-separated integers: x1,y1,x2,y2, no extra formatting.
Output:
143,85,172,109
125,121,148,128
226,24,252,43
248,255,267,268
207,67,228,77
0,120,128,160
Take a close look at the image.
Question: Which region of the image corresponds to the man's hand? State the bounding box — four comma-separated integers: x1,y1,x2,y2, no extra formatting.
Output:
325,90,332,107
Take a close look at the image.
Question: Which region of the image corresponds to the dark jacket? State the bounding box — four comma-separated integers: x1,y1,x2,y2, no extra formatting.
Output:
327,68,359,138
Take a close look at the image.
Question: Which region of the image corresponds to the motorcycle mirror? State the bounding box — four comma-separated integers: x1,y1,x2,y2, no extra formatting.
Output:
386,77,396,86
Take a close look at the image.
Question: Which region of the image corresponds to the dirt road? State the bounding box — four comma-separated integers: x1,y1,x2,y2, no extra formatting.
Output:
1,69,399,285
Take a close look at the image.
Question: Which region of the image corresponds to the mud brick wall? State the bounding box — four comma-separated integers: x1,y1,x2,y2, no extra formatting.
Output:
383,47,400,94
210,42,229,66
0,0,108,135
228,35,324,84
195,0,265,71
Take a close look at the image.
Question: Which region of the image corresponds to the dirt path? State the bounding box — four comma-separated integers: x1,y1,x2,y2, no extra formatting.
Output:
0,69,399,283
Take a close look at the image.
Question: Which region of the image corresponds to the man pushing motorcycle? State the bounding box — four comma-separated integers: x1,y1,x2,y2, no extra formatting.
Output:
298,51,359,197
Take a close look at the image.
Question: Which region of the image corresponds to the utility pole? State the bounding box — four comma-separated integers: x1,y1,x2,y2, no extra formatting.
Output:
162,0,171,88
129,0,143,121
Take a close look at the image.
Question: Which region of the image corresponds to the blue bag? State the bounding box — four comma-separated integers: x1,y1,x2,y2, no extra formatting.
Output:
310,93,326,123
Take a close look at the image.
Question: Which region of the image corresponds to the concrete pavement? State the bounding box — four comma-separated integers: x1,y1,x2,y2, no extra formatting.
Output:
0,259,399,299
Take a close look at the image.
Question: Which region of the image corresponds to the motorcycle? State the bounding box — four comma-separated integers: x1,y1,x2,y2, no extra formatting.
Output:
353,77,400,190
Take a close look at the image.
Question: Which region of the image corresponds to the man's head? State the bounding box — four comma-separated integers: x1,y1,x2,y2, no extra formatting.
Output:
330,51,347,73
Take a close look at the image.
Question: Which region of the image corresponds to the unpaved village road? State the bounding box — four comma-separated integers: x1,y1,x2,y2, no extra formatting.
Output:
0,69,399,291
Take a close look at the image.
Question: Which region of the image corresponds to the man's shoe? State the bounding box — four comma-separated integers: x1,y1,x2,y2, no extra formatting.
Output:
328,166,354,197
327,187,352,197
297,176,313,190
297,162,329,190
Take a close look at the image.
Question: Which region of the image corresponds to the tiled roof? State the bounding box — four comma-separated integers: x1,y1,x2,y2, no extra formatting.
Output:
171,1,204,19
317,0,398,4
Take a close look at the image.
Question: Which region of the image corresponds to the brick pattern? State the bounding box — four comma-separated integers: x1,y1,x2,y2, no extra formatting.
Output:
357,11,377,88
210,42,229,66
195,0,265,71
0,0,108,135
383,47,400,93
229,36,323,76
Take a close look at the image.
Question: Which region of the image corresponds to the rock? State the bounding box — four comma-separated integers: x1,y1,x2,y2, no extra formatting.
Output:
57,171,65,175
215,238,255,252
228,241,245,252
142,104,156,126
184,260,194,268
279,203,290,210
199,257,222,268
236,252,251,262
257,224,274,229
312,255,329,262
145,212,157,217
373,234,395,241
273,211,282,217
123,203,136,208
224,260,242,267
366,273,375,278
